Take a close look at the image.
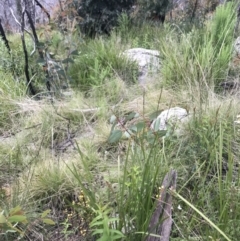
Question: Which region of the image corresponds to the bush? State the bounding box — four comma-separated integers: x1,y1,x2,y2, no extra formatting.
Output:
78,0,135,37
135,0,170,23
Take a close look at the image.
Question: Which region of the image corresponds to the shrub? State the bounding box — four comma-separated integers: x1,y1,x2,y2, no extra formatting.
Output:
78,0,135,37
135,0,170,23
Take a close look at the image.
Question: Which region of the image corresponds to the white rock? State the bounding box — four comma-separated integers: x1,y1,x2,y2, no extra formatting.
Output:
234,36,240,56
151,107,188,131
122,48,160,84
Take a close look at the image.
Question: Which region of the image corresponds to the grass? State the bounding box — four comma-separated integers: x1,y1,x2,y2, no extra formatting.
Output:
68,36,139,90
0,1,240,241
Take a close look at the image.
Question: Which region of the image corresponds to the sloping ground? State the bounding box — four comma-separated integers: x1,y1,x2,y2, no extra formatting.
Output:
1,77,240,240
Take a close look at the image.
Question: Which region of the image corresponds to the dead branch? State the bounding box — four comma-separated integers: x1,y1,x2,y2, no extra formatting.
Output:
9,7,36,56
146,169,177,241
0,19,10,53
34,0,50,21
25,9,44,58
21,7,36,96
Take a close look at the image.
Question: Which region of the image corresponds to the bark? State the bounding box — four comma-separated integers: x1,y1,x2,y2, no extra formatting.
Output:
146,169,177,241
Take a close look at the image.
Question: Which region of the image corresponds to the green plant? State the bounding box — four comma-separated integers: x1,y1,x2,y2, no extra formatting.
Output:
0,206,54,240
116,12,133,38
60,217,74,238
166,100,240,240
161,1,236,91
77,0,135,37
0,2,80,97
136,0,170,23
108,110,167,144
90,204,125,241
2,4,240,241
69,37,138,90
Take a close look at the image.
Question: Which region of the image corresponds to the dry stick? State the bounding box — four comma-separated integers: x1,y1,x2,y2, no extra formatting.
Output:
0,19,10,53
34,0,50,21
25,10,43,58
25,8,51,91
146,170,177,241
9,7,37,56
25,7,51,92
0,17,19,80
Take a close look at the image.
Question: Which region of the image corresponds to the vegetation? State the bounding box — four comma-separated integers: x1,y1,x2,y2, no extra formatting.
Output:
0,0,240,240
77,0,135,37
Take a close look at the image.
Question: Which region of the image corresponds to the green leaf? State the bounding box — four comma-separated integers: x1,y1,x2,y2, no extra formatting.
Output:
108,130,122,143
129,125,137,132
41,209,51,218
92,229,104,235
91,220,105,227
135,122,146,132
42,218,55,225
57,69,66,77
9,206,23,216
146,130,155,144
152,118,161,132
8,215,27,223
107,217,118,223
109,230,125,239
149,110,162,121
158,130,167,137
126,112,139,121
0,213,6,223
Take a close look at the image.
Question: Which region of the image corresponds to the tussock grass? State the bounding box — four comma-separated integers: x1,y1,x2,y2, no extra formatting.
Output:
69,36,139,89
161,1,236,91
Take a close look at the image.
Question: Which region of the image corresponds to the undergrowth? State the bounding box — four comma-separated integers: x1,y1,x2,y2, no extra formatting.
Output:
0,1,240,241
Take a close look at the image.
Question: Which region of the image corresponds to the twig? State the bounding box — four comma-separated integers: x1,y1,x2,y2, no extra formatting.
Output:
34,0,50,21
9,7,36,56
0,19,10,53
25,10,43,58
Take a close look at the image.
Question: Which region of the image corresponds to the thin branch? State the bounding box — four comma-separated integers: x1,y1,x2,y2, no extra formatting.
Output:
34,0,50,21
21,7,36,96
25,9,43,58
9,7,36,56
0,19,10,53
